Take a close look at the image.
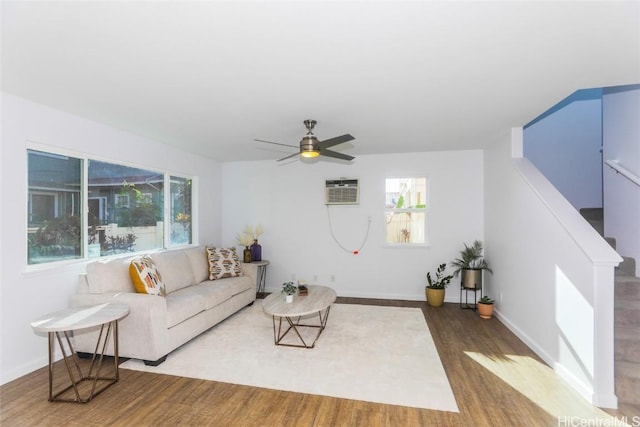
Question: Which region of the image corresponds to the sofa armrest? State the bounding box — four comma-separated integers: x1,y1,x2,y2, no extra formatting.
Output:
241,262,258,290
70,292,168,362
77,273,90,294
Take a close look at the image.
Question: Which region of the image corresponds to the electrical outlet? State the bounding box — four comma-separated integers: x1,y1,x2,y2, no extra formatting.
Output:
500,292,503,303
330,275,335,282
313,275,318,282
291,273,296,281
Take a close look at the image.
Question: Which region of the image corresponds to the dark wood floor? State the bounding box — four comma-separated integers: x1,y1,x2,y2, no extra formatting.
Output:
2,297,638,426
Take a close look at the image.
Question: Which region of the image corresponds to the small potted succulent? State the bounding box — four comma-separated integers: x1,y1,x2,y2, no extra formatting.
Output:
425,263,453,307
282,282,297,303
477,295,495,319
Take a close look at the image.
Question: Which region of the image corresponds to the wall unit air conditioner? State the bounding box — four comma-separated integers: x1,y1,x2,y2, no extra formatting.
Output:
325,178,360,205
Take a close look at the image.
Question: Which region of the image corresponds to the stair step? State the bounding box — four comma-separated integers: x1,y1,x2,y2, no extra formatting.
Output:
618,257,637,276
589,220,604,236
579,207,603,221
616,272,640,284
616,275,640,301
606,237,617,250
616,361,640,405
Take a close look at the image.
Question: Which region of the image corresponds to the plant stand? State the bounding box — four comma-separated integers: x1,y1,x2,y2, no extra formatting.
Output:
460,286,482,310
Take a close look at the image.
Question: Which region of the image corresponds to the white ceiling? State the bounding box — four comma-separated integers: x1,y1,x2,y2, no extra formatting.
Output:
2,1,639,162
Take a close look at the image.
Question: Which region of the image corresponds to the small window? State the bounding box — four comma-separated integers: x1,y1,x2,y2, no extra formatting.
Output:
114,194,130,208
385,177,428,245
139,193,153,205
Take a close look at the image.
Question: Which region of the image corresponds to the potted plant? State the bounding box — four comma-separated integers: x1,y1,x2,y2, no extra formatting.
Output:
425,263,453,307
477,295,495,319
450,240,493,290
282,282,297,303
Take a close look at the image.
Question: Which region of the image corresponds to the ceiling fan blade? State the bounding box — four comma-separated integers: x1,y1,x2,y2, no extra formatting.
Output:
320,149,354,161
277,152,301,162
254,139,298,149
318,134,355,149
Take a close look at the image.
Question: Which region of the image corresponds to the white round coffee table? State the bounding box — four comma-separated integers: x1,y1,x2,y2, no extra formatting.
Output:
262,285,336,348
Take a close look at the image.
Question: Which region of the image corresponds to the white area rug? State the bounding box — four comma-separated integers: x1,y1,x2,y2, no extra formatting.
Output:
120,303,459,412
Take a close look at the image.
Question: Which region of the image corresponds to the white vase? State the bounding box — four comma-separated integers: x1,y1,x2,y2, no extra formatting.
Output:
285,294,294,303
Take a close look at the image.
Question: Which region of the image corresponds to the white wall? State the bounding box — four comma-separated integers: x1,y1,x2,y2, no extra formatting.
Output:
0,93,223,384
603,86,640,276
221,150,484,301
485,128,621,408
523,97,603,211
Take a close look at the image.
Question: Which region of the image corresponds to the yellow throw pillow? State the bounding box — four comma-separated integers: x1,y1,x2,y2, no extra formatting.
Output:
206,247,243,280
129,256,166,296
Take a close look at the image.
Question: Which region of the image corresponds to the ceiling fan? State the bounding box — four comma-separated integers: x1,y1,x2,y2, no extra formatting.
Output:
255,119,355,162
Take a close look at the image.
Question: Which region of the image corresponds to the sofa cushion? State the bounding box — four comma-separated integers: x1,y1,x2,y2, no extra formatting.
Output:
164,287,207,328
85,256,136,294
151,249,196,294
129,256,166,296
184,246,209,284
190,275,254,310
206,247,242,280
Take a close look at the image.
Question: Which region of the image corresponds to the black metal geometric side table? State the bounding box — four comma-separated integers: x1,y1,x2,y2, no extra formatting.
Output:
252,260,269,297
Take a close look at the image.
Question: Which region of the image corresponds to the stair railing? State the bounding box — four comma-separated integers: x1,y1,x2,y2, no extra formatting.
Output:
605,160,640,187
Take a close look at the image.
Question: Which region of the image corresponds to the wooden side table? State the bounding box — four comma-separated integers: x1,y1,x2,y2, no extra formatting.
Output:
31,303,129,403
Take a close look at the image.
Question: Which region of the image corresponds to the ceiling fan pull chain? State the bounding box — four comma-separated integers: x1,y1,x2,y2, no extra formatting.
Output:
326,206,372,255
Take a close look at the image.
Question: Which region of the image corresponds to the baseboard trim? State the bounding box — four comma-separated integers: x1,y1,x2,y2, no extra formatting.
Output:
0,355,49,386
494,309,618,409
262,287,466,303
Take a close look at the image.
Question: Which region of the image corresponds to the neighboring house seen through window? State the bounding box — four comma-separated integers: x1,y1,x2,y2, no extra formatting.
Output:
27,150,82,264
27,148,194,265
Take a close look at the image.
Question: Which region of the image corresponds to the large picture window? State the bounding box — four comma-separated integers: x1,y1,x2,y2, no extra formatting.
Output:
27,148,194,265
385,177,428,245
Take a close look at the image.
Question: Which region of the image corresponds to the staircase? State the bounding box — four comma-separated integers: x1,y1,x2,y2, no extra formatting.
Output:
581,208,640,408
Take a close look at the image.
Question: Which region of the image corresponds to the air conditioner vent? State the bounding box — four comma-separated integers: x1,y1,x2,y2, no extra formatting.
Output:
325,178,359,205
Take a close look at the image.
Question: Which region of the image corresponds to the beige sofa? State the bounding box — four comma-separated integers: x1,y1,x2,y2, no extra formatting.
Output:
70,246,257,365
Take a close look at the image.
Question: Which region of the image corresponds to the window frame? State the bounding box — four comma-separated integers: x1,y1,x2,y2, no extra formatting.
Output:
384,176,429,247
26,144,197,269
114,193,130,208
167,174,194,247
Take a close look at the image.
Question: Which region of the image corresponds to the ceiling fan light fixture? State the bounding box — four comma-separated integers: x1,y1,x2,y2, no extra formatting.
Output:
258,119,355,162
300,135,319,158
300,150,320,158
